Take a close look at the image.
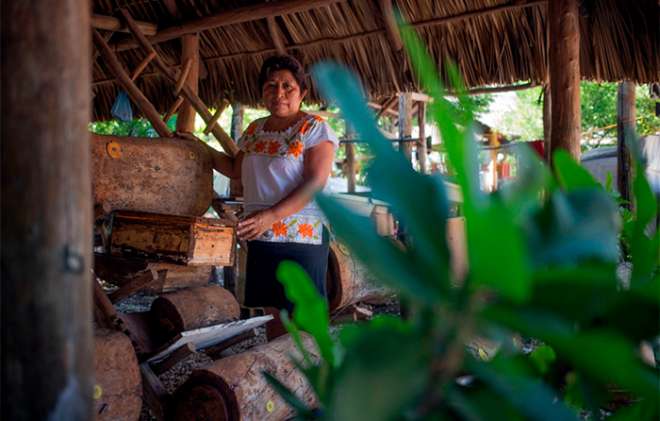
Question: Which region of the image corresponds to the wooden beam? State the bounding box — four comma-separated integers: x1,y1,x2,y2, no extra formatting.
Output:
120,9,239,155
617,81,635,208
163,96,184,124
417,101,428,173
204,100,230,135
548,0,581,162
413,0,546,30
376,96,398,119
4,1,93,417
378,0,403,52
130,51,156,81
92,30,173,137
92,13,157,36
114,0,343,52
267,16,287,55
176,35,200,133
174,57,194,95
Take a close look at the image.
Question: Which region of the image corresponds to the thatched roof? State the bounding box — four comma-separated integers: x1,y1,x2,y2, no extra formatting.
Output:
92,0,659,121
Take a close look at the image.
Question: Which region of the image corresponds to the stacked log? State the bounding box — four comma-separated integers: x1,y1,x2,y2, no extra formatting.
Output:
151,285,241,340
94,329,142,420
171,334,318,421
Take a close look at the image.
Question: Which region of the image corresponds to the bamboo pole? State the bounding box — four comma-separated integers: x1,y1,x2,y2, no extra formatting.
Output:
120,9,239,155
3,0,93,417
548,0,581,162
617,81,635,209
92,30,173,137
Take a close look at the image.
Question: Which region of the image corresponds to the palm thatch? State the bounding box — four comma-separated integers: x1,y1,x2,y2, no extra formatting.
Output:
92,0,659,121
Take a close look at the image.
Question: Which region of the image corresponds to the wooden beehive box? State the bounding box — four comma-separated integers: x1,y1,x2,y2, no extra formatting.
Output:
109,211,235,266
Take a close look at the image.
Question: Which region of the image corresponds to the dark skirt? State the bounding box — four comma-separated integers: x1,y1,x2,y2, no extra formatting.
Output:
244,229,329,313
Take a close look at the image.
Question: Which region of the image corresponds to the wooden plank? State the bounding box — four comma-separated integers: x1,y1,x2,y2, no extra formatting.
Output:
140,363,169,421
114,0,343,52
92,13,157,35
617,81,635,208
548,0,581,161
109,211,236,266
91,134,213,216
92,30,172,138
120,10,239,155
150,343,196,375
147,316,273,364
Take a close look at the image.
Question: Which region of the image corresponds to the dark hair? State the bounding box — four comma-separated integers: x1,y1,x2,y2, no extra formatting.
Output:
258,55,307,92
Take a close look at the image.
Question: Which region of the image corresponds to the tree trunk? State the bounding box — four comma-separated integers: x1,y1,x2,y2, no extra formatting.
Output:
151,285,240,339
548,0,581,162
2,0,94,419
172,334,318,421
176,34,199,133
617,81,636,209
94,329,142,421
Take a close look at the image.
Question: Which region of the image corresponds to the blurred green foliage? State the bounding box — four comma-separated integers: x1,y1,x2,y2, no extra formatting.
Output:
267,21,660,421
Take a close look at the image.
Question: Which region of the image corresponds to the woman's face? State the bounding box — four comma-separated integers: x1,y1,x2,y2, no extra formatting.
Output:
262,69,307,118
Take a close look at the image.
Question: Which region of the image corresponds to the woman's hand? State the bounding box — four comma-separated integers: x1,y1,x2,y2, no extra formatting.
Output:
237,209,277,241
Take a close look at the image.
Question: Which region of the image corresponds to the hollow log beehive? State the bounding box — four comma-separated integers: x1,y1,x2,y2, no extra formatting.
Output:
171,333,318,421
94,329,142,421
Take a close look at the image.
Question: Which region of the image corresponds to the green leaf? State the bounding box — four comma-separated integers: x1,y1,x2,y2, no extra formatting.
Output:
553,149,601,191
262,371,315,419
484,308,660,400
327,320,428,421
468,357,579,421
311,62,452,289
529,345,556,375
630,154,659,285
398,21,533,302
316,194,443,306
277,261,335,367
522,189,620,267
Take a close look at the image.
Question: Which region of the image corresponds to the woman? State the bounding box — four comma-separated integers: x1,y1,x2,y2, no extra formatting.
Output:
204,55,338,311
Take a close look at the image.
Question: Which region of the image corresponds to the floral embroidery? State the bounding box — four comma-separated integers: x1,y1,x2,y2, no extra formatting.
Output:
299,120,312,135
298,223,314,238
267,140,281,155
254,140,266,153
272,221,288,237
287,140,304,158
245,122,257,135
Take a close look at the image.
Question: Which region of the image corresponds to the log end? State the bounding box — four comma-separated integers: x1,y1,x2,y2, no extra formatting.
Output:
172,371,238,421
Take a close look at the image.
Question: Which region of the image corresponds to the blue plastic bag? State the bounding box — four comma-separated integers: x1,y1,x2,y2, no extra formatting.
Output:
111,90,133,122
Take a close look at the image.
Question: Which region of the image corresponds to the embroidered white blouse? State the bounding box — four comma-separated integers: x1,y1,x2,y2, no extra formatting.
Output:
238,113,339,245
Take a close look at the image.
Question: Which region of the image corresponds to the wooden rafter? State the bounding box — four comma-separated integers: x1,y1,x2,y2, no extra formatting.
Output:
267,16,287,55
92,30,172,138
378,0,403,52
120,9,239,156
114,0,343,52
92,14,157,35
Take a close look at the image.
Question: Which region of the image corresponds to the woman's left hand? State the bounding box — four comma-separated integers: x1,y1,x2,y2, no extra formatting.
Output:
236,209,277,241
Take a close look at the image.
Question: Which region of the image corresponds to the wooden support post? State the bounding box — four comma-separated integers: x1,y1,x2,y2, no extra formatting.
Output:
417,101,428,173
543,83,552,161
398,93,414,164
548,0,581,162
176,34,199,132
120,9,238,155
92,30,173,137
345,122,357,193
230,102,245,140
617,81,636,209
163,96,185,124
3,0,93,418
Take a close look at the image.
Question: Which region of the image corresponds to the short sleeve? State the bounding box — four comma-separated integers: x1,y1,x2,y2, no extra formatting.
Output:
237,120,260,151
303,117,339,150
